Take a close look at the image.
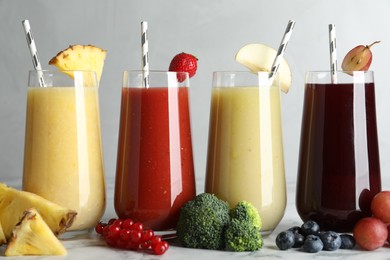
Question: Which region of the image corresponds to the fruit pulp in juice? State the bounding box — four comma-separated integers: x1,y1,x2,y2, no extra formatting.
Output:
296,82,381,232
23,86,106,231
205,85,286,233
115,86,196,231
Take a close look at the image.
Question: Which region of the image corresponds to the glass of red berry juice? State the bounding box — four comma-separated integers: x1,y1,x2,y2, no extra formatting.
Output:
114,70,196,231
296,71,381,232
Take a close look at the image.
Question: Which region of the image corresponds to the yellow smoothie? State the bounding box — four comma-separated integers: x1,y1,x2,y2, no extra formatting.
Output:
23,86,105,231
205,85,286,234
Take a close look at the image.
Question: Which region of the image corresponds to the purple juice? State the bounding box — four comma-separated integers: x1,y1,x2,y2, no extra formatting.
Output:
296,81,381,232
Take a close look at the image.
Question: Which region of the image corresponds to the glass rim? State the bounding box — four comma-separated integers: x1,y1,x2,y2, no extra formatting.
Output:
28,70,98,88
213,70,279,75
305,70,374,84
122,70,190,89
212,71,280,89
29,69,97,74
123,70,189,75
306,70,374,74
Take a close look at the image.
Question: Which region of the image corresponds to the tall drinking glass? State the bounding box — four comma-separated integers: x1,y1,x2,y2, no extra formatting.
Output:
23,70,106,232
296,71,381,232
115,70,196,231
205,71,286,235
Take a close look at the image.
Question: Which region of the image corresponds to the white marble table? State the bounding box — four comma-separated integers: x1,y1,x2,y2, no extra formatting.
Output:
2,178,390,259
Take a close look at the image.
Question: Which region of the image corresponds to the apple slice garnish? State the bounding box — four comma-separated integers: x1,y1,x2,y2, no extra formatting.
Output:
341,41,380,71
235,43,292,93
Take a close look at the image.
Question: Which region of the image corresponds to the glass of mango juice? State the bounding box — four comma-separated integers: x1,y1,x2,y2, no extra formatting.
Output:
22,70,106,232
205,71,286,235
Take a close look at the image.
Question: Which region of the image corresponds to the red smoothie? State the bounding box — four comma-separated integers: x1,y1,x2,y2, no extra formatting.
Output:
115,86,196,230
296,82,381,232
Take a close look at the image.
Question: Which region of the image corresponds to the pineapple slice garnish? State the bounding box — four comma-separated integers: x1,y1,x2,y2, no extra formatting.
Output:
49,44,107,85
5,208,67,256
0,183,76,241
0,221,6,245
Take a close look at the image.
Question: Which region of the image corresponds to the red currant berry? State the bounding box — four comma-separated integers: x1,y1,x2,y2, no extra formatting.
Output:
121,219,134,230
107,224,121,239
153,241,168,255
105,235,117,247
132,222,144,231
95,222,106,234
112,219,123,227
119,229,131,241
140,240,151,249
151,235,162,249
131,230,142,243
127,241,140,251
108,218,117,225
141,229,154,242
161,241,169,250
115,238,128,249
102,225,110,238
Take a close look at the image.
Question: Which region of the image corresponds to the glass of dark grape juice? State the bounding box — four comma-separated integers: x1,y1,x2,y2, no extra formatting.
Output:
296,71,381,232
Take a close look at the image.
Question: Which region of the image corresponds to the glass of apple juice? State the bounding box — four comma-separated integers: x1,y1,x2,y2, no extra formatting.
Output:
205,71,287,236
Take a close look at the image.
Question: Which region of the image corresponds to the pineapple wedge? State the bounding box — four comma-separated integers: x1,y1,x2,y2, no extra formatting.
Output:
48,44,107,85
0,183,76,241
0,221,6,245
5,208,67,256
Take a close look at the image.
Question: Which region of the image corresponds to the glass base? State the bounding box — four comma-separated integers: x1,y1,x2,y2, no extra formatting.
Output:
59,228,94,240
155,230,177,240
260,229,274,237
59,227,178,241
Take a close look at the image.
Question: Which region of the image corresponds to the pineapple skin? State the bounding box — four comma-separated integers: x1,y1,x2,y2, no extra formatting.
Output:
0,220,6,245
5,208,67,256
48,44,107,85
0,183,76,241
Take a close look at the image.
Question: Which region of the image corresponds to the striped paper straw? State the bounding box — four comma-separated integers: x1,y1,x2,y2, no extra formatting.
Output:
269,19,296,81
141,21,150,88
22,20,46,87
329,24,338,83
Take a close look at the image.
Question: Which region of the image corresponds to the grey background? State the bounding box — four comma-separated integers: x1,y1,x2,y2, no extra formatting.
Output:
1,0,390,193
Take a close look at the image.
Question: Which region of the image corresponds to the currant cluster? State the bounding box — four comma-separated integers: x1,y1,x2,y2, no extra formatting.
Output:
95,218,169,255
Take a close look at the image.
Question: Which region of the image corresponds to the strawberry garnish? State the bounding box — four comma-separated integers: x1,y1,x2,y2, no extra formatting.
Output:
169,52,198,78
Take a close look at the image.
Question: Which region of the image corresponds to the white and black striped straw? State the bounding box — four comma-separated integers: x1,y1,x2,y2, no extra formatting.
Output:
269,19,296,81
329,24,338,83
141,21,150,88
22,20,45,87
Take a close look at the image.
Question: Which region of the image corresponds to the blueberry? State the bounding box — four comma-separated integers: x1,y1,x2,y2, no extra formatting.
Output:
302,235,323,253
287,226,305,247
293,233,305,248
340,234,356,249
301,220,320,236
275,231,295,250
319,231,341,251
287,226,302,234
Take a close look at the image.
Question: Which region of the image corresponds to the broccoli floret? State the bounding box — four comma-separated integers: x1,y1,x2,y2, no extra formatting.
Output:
176,193,230,250
225,200,263,252
229,200,262,230
225,218,263,252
